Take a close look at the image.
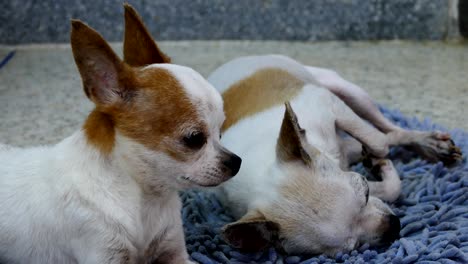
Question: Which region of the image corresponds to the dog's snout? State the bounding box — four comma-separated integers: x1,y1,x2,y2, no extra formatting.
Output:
222,154,242,176
380,214,401,245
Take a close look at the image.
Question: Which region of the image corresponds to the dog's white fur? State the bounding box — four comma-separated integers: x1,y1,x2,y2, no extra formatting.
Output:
209,55,461,255
0,63,221,264
0,5,241,264
0,132,176,263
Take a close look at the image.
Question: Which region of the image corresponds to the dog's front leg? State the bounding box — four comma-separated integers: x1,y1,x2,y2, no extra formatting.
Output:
366,159,401,202
147,246,194,264
77,243,138,264
145,230,194,264
331,94,389,158
144,216,194,264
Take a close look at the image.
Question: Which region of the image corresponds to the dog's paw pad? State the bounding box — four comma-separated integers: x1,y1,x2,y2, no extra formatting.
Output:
413,131,463,166
433,132,451,140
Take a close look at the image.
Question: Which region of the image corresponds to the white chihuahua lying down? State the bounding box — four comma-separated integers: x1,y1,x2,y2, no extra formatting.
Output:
0,4,241,264
208,55,462,255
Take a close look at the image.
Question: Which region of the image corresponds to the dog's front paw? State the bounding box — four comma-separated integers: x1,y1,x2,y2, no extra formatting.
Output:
363,156,393,179
361,146,387,170
411,131,462,166
367,159,401,202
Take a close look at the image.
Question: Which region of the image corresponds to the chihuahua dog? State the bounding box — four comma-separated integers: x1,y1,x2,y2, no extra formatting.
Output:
0,4,240,264
208,55,462,255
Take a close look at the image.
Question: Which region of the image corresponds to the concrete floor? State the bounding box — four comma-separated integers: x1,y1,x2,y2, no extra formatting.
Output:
0,41,467,147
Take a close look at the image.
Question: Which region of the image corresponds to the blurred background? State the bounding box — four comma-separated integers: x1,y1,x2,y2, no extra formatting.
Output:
0,0,465,43
0,0,467,146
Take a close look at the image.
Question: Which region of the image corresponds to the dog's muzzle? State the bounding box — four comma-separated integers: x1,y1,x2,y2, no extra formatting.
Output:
380,214,401,245
222,153,242,176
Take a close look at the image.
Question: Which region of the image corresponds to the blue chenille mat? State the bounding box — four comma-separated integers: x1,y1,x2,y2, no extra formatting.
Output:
182,106,468,264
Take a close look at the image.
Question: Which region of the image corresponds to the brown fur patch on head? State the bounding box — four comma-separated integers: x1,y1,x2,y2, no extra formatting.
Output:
70,19,133,155
222,68,304,131
83,110,116,155
123,3,171,66
113,67,203,161
72,17,198,157
84,67,202,159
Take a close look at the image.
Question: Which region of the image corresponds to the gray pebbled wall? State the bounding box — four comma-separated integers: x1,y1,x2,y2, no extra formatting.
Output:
0,0,453,44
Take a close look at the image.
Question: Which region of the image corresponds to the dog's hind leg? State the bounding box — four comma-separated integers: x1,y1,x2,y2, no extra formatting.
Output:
305,66,400,133
385,130,462,165
306,66,462,165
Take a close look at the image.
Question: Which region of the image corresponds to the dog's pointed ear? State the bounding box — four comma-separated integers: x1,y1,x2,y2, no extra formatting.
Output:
70,20,132,106
222,210,280,251
276,102,317,166
123,3,171,66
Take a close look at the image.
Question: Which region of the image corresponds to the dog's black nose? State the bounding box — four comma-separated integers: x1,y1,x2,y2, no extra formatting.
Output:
381,214,401,245
223,154,242,176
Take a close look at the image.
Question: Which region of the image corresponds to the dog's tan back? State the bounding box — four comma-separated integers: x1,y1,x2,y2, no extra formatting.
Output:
222,68,304,131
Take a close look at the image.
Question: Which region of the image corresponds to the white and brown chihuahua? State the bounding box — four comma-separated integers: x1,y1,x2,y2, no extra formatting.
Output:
0,4,240,264
209,55,462,255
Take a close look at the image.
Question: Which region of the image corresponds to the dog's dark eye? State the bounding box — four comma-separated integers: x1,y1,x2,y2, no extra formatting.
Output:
183,131,206,149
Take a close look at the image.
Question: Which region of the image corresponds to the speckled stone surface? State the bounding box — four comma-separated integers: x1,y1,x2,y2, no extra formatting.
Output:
0,41,467,147
0,0,451,44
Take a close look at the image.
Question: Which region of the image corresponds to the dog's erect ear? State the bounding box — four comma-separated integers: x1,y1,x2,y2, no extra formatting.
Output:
276,102,317,166
123,3,171,66
222,210,280,251
71,20,132,106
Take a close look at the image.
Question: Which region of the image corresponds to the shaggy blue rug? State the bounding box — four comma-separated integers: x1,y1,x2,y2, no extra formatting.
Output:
182,106,468,264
